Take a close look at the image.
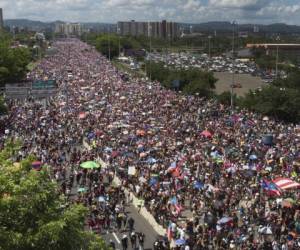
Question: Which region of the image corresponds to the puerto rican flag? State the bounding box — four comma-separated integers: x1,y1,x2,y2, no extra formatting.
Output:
261,179,281,196
167,223,173,241
273,177,300,190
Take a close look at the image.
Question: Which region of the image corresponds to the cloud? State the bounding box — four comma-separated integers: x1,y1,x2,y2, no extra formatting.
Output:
1,0,300,24
209,0,270,10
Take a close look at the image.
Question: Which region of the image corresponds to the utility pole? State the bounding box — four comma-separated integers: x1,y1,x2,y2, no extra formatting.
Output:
208,35,212,58
108,26,111,61
275,36,280,79
148,22,152,82
117,27,121,57
231,20,237,112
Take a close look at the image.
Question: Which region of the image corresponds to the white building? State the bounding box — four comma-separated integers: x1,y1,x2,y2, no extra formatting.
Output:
55,22,82,37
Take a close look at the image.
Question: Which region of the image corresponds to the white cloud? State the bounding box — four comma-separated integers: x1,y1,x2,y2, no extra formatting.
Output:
1,0,300,24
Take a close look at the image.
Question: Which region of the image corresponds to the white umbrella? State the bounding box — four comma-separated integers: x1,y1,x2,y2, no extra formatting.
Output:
260,226,272,235
263,116,269,121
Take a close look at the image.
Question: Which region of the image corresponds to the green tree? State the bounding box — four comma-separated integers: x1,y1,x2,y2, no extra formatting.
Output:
217,91,238,106
0,141,109,250
145,62,216,97
95,34,120,59
0,97,7,115
241,86,300,122
0,39,31,86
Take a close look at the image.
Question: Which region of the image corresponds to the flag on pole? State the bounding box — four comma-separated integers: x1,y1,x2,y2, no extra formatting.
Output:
167,222,173,241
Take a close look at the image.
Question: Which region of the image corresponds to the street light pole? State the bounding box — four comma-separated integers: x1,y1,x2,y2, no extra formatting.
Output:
208,35,212,58
117,27,121,57
231,21,237,112
275,36,280,79
149,23,152,82
108,26,111,61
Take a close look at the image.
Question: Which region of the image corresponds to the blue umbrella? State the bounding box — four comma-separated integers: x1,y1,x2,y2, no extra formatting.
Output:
98,196,106,202
104,147,112,152
149,177,158,186
249,154,258,160
194,181,204,190
146,157,157,164
170,196,177,205
87,132,95,139
175,239,186,246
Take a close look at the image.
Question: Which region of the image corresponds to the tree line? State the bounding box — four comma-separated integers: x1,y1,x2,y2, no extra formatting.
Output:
0,33,31,86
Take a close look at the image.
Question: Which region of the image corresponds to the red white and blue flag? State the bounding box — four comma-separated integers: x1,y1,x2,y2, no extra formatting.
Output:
272,177,300,190
261,179,281,196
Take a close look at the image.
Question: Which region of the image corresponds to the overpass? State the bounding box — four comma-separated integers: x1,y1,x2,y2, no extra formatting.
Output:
4,81,58,100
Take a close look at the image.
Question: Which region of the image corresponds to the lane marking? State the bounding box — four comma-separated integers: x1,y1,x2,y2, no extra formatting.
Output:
112,232,121,244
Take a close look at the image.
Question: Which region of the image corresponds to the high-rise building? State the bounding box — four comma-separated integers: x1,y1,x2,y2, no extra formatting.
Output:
117,20,180,39
55,22,82,37
0,8,4,30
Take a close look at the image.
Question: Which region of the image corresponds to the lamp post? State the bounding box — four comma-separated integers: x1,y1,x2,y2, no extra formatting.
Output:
108,26,111,61
148,23,152,82
275,36,280,79
208,35,212,58
231,20,237,112
117,27,121,57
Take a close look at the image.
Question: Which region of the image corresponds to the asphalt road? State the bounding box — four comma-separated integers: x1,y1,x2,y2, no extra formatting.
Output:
101,204,160,250
63,142,160,250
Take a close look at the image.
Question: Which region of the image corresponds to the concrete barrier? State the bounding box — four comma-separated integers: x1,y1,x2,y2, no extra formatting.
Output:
82,139,166,236
113,176,166,236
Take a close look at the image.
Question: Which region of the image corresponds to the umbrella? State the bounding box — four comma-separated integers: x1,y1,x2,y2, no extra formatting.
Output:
32,161,42,170
78,187,87,192
201,130,212,138
32,161,42,166
249,154,258,160
260,226,272,235
170,196,177,205
80,161,100,169
78,112,86,119
263,116,269,121
194,181,204,190
98,196,106,202
87,132,95,139
175,239,186,246
149,177,158,186
217,217,233,225
146,157,157,164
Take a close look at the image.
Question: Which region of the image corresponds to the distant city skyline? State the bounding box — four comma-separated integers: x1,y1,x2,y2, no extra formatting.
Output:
1,0,300,25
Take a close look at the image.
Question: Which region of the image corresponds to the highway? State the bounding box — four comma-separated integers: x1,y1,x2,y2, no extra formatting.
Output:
101,203,160,250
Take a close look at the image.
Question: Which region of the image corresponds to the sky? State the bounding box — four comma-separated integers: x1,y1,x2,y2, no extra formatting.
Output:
1,0,300,24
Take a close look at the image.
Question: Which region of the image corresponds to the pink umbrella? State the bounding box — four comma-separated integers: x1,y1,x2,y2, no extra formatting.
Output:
200,130,213,138
78,112,86,119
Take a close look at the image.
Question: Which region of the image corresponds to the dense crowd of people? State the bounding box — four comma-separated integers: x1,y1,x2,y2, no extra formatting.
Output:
2,39,300,250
